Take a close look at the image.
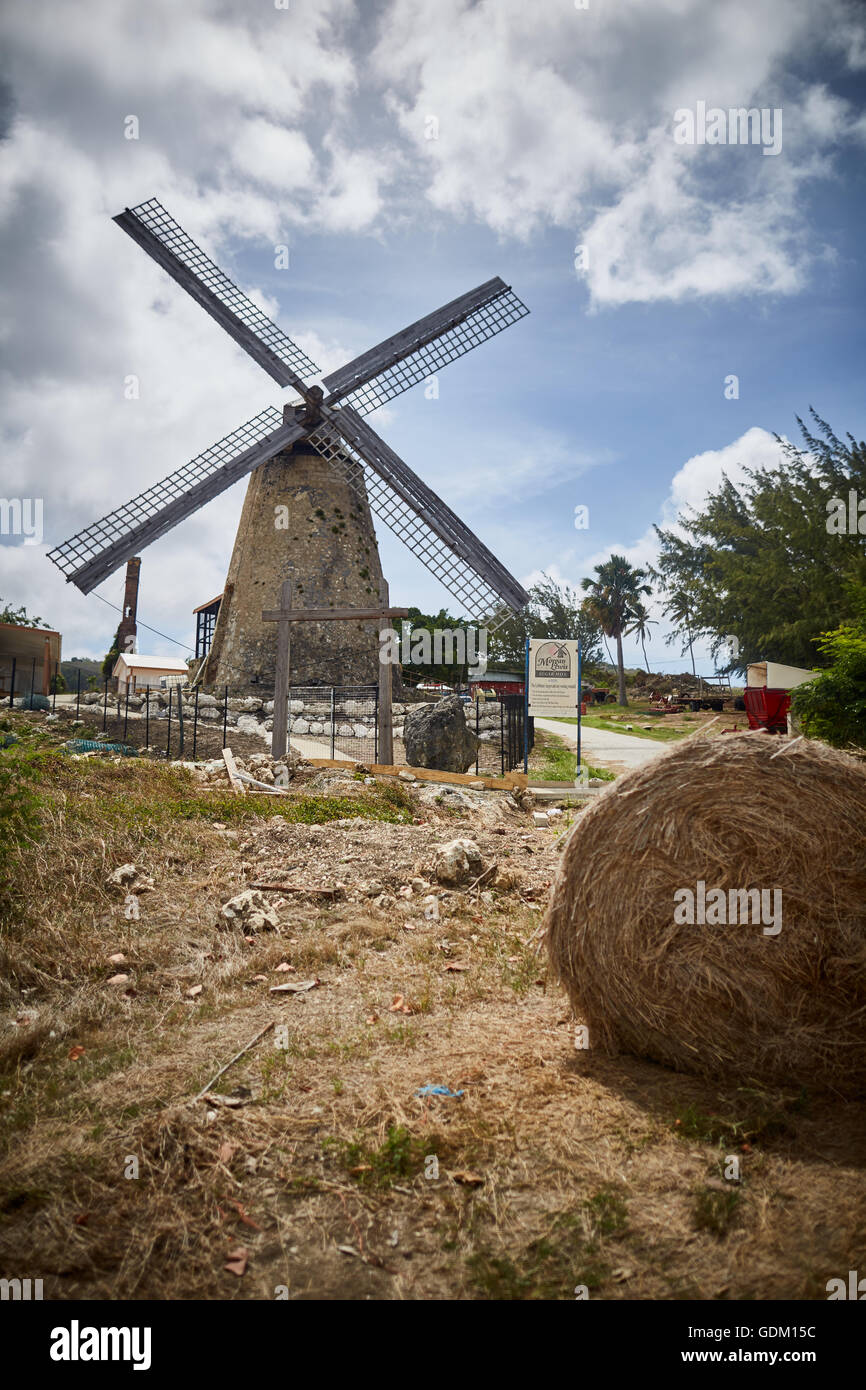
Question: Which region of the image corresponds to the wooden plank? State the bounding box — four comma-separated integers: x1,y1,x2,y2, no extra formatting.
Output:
319,407,529,612
378,578,394,766
322,279,508,401
222,746,246,795
64,416,304,593
300,756,523,790
114,209,309,392
267,578,292,759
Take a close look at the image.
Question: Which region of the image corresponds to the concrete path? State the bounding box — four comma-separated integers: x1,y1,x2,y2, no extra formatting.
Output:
534,716,669,771
289,734,354,762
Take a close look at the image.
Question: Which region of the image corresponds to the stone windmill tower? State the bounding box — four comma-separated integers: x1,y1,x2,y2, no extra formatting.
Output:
48,199,531,690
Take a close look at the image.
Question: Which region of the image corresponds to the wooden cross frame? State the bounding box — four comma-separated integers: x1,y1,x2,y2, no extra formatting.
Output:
262,576,408,763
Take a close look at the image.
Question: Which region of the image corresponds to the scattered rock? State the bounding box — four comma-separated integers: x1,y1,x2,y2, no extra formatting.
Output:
533,811,550,827
220,889,280,932
433,838,484,887
107,863,154,893
403,695,478,774
398,770,417,783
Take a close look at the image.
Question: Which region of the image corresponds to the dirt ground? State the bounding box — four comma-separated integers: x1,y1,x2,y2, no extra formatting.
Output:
0,715,863,1301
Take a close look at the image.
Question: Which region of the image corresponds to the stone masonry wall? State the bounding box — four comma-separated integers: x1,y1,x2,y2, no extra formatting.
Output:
201,440,385,694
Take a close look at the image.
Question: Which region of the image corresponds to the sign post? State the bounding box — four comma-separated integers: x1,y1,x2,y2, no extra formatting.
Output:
523,636,530,773
527,637,581,781
576,639,582,782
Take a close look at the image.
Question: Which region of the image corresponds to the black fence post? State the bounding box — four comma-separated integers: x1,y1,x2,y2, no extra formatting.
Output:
167,688,172,760
123,685,130,741
76,668,81,718
176,685,185,757
223,686,228,749
52,662,58,710
102,681,108,731
192,688,199,762
9,657,16,707
30,656,36,707
145,688,150,749
330,688,335,760
475,698,479,775
500,699,505,777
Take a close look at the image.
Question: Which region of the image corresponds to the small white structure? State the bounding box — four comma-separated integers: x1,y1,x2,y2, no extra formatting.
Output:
113,653,189,693
746,661,818,691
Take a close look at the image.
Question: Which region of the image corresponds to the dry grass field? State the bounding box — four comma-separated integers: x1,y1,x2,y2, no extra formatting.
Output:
1,711,863,1301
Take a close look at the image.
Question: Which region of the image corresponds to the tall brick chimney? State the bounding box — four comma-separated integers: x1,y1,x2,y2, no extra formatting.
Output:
117,557,141,654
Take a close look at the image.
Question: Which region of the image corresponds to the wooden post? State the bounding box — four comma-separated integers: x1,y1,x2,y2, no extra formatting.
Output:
378,578,394,766
261,582,407,766
266,577,293,759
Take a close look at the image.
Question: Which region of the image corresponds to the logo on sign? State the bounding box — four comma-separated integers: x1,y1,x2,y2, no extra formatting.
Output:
533,642,572,679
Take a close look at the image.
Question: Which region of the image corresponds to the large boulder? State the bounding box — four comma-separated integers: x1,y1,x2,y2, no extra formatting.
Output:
403,694,478,773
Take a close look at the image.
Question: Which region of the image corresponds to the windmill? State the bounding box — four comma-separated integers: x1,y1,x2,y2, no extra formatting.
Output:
47,198,531,691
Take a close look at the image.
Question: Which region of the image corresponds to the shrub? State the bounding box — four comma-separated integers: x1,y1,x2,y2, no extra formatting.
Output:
791,623,866,749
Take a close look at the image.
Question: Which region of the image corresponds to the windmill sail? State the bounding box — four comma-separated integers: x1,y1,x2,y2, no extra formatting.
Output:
322,278,529,416
308,406,529,622
114,200,318,393
48,410,305,594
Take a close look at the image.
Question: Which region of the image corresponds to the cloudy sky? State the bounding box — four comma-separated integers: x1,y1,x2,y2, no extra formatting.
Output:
1,0,865,672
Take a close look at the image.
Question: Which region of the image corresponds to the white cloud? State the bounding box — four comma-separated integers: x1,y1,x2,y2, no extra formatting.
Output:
373,0,864,304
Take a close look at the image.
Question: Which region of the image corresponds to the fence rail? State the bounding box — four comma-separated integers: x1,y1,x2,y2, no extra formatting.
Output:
12,677,531,776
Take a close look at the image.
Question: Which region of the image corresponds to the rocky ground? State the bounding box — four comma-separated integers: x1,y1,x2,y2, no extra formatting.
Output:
0,715,863,1301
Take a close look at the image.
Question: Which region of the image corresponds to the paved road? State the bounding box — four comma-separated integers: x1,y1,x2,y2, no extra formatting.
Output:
534,716,669,771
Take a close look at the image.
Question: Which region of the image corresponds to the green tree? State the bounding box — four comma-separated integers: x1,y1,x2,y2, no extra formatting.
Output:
485,575,604,672
626,598,658,674
581,555,651,705
102,623,124,681
0,598,47,628
654,411,866,672
791,609,866,749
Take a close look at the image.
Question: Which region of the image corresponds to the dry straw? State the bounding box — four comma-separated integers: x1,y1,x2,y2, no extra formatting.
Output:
545,732,866,1093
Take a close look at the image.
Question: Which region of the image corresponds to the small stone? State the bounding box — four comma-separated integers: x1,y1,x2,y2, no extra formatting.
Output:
398,770,417,783
220,889,279,932
433,838,483,887
533,812,550,827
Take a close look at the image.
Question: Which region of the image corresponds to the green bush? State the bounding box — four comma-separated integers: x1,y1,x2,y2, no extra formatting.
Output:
791,623,866,749
0,745,47,894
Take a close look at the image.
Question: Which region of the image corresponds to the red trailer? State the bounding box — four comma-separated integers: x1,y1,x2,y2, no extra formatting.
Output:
743,687,791,733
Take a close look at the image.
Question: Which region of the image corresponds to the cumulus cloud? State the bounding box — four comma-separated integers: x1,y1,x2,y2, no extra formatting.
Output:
373,0,865,304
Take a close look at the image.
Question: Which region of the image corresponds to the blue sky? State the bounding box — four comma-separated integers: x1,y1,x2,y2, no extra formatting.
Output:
1,0,864,673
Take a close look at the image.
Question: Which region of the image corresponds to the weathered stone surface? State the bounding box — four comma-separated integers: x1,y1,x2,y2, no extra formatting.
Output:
236,713,264,735
403,695,478,773
220,889,279,932
433,838,484,886
201,441,386,692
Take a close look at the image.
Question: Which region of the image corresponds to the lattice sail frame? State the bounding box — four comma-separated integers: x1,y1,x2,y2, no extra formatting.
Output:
308,409,529,625
115,200,318,390
47,409,303,593
322,279,529,416
49,196,531,616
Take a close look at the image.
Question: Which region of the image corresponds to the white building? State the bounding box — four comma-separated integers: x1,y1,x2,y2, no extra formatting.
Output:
112,653,189,693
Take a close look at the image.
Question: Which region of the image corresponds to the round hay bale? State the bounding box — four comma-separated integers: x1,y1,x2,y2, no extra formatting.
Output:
545,734,866,1093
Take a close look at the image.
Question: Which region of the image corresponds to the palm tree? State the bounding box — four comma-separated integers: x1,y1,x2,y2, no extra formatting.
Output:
626,599,658,674
658,586,698,676
581,555,652,705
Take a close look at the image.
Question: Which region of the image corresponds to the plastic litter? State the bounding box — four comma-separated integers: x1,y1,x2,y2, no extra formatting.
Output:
416,1083,464,1099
